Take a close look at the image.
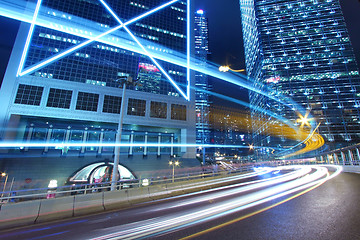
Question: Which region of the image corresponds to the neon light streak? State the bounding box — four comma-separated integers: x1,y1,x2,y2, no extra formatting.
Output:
0,142,277,150
0,0,318,148
18,0,180,77
16,0,43,77
17,0,190,100
2,1,306,113
99,0,189,100
187,0,191,100
19,24,124,76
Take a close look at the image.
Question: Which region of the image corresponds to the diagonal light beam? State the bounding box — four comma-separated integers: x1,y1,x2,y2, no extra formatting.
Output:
99,0,190,100
18,0,180,77
17,0,43,77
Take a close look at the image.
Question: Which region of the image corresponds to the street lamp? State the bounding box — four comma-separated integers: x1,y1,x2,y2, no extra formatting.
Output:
219,65,246,73
1,172,8,200
111,76,137,191
249,144,254,150
169,160,179,183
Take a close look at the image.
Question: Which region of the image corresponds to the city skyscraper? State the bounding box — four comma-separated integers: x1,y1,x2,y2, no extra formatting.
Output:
0,0,197,185
194,9,212,146
240,0,360,155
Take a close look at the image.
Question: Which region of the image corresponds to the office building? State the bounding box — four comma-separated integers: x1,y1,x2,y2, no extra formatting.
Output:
211,106,251,157
240,0,360,155
194,9,212,146
0,0,197,186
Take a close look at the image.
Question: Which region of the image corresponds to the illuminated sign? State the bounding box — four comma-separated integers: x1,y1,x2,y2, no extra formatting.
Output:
265,76,280,84
139,63,160,73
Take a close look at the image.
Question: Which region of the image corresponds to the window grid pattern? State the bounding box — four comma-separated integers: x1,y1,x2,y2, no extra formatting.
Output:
127,98,146,116
23,0,188,97
103,95,122,114
150,101,167,119
14,84,44,106
240,0,360,147
46,88,72,109
76,92,99,112
171,104,186,121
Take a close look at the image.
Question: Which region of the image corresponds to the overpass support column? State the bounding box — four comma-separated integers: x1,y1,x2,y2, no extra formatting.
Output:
326,155,331,164
44,125,53,153
356,148,360,164
24,123,34,152
333,153,339,165
97,129,104,155
170,134,174,156
129,131,134,156
80,128,88,154
63,126,71,154
320,155,324,164
348,150,354,166
143,132,148,156
341,151,346,165
157,133,161,157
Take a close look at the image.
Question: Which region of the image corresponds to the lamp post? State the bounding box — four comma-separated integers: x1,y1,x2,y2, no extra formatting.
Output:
169,160,179,183
1,172,8,200
219,65,245,73
111,76,136,191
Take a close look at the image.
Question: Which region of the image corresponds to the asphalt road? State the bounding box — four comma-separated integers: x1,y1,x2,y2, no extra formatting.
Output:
168,171,360,240
0,166,357,240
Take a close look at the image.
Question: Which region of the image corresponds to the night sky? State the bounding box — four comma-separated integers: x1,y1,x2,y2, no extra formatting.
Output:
193,0,360,68
0,0,360,98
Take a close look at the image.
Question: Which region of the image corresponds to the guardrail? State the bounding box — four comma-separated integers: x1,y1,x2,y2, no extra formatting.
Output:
0,166,253,204
0,166,258,230
1,159,354,230
0,158,325,204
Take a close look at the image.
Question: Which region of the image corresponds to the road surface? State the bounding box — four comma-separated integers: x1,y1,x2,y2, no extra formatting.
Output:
1,165,357,240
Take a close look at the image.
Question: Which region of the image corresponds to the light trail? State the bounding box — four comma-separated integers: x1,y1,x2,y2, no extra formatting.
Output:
90,165,342,240
0,141,279,150
0,0,320,157
150,166,311,210
180,165,342,240
0,0,307,115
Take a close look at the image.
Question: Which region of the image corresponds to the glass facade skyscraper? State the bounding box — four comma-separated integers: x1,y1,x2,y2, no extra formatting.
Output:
194,9,212,145
0,0,197,185
240,0,360,153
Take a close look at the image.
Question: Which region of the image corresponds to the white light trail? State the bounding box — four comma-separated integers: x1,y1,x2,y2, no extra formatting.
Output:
90,166,342,240
0,141,278,150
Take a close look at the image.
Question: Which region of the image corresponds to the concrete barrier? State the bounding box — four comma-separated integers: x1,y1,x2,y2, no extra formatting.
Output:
0,171,251,230
36,196,75,223
167,182,186,196
74,193,104,216
342,166,360,173
148,184,170,200
127,187,151,204
103,190,130,210
0,199,41,229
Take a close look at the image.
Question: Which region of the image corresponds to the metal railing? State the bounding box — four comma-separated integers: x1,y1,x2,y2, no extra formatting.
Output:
0,165,254,204
1,157,337,204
